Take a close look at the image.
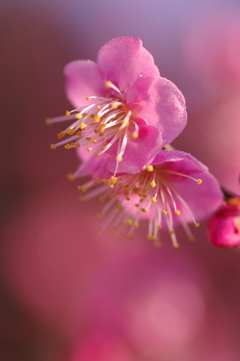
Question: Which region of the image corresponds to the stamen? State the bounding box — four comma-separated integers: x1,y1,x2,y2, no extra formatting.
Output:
161,169,202,184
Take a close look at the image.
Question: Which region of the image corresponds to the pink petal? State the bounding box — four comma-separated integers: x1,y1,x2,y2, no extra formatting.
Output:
97,37,159,92
127,77,187,144
154,151,223,223
64,60,107,108
108,125,162,175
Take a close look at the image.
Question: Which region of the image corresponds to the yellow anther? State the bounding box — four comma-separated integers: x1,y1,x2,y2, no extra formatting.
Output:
127,219,133,225
45,118,52,125
162,210,168,215
116,154,123,162
175,210,181,215
86,96,91,101
111,102,119,109
141,208,148,213
122,119,129,127
66,129,76,135
94,116,101,123
87,147,92,151
50,144,57,150
94,153,99,157
134,222,139,228
100,123,106,132
150,180,156,188
92,139,98,143
132,131,139,139
96,177,102,181
96,105,101,110
194,223,200,228
64,144,70,149
125,196,130,201
151,197,157,203
76,131,82,136
173,243,180,248
135,204,139,207
109,193,115,198
75,113,82,119
99,196,105,202
79,195,86,201
169,230,175,235
83,113,88,117
146,165,154,172
189,236,195,242
86,137,91,141
147,234,153,240
79,123,87,130
97,211,104,217
110,176,117,184
67,173,75,181
115,205,122,210
105,80,113,88
103,179,108,184
196,179,202,185
94,129,99,134
57,131,65,139
76,142,80,147
65,111,71,116
157,225,162,229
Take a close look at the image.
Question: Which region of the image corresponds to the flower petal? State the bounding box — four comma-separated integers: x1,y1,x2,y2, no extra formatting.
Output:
64,60,107,108
152,150,223,223
127,77,187,144
97,37,159,92
105,125,163,175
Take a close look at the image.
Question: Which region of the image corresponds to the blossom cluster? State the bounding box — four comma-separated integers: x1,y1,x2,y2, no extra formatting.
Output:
48,37,223,247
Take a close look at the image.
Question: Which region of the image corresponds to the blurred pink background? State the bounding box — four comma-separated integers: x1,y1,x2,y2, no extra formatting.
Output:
1,0,240,360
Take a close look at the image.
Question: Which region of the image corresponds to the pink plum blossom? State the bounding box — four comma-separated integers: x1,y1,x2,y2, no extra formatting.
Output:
48,37,187,175
207,198,240,248
78,150,223,247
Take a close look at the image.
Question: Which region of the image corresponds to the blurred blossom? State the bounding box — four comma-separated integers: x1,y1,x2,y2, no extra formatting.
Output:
207,198,240,248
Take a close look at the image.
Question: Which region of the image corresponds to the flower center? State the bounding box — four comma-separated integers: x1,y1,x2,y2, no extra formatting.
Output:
47,81,139,176
77,165,202,247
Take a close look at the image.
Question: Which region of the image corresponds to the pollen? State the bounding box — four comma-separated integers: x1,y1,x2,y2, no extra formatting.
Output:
79,123,87,130
146,165,154,172
111,102,119,109
162,210,168,215
57,131,65,139
150,180,156,188
105,81,113,88
196,179,202,185
194,223,200,228
67,173,75,181
94,116,101,123
116,155,123,162
50,144,57,150
87,147,92,151
175,210,181,215
65,111,71,116
45,118,52,125
66,129,76,135
132,131,139,139
75,113,82,120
